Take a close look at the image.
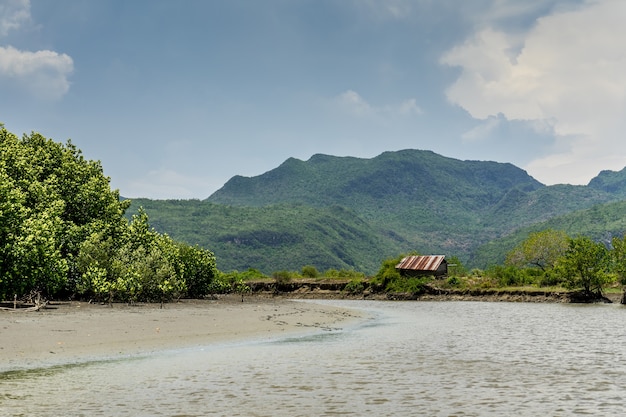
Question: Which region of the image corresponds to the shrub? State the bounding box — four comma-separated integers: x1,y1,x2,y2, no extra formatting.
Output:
272,270,293,283
206,277,230,295
344,278,365,294
385,276,429,294
470,268,484,277
446,276,461,287
323,269,365,279
486,265,526,287
537,269,565,287
301,265,319,278
446,256,468,277
239,268,267,280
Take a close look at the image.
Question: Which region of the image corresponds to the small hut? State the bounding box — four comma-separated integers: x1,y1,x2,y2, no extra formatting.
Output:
395,255,447,278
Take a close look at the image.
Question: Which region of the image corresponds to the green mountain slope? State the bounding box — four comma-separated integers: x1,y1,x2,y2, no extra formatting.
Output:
208,150,549,257
471,200,626,267
209,150,543,209
127,149,626,274
485,184,616,234
127,200,405,274
588,167,626,197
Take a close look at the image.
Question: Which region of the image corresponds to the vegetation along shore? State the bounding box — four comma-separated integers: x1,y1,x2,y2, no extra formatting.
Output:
2,124,626,308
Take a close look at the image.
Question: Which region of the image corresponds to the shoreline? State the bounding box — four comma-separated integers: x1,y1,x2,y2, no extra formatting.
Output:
3,289,621,372
247,279,624,304
0,295,365,372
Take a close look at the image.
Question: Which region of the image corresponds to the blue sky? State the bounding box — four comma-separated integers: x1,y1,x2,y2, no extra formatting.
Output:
2,0,625,199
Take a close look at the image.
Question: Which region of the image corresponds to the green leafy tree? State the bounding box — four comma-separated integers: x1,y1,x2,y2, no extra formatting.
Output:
77,207,216,303
555,236,611,297
173,242,217,299
11,205,69,295
0,125,130,299
372,253,409,291
506,229,569,271
609,234,626,304
611,234,626,285
0,125,218,303
129,211,189,302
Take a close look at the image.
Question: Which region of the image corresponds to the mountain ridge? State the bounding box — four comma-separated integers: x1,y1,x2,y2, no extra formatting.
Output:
127,149,626,274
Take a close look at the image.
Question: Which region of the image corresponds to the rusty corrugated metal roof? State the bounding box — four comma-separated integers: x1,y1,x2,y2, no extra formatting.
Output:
395,255,445,271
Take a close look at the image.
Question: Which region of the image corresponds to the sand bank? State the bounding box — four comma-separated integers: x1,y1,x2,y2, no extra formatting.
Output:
0,295,363,370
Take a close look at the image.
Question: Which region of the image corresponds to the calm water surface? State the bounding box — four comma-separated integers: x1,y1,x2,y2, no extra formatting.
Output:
2,300,626,416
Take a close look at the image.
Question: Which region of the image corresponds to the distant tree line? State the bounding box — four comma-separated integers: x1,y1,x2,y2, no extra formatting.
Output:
0,125,218,303
364,231,626,301
500,229,624,300
443,229,626,301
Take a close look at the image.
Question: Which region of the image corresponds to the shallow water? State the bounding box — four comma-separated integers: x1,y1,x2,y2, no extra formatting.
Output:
2,300,626,416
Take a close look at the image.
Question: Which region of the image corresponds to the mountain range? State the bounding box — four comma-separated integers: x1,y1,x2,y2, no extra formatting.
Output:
127,149,626,274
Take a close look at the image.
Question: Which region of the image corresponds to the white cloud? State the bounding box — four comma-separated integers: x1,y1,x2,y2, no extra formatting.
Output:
0,46,73,99
441,0,626,184
0,0,73,100
336,90,373,117
334,90,422,119
462,115,502,142
397,98,422,116
0,0,30,37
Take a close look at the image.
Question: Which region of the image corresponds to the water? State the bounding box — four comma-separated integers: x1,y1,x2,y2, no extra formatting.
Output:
2,300,626,416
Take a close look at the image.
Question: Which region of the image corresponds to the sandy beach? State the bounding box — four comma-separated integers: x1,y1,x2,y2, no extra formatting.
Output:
0,295,363,370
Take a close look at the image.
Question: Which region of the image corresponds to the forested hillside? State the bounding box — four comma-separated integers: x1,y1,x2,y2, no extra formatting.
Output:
130,149,626,274
471,200,626,267
127,200,404,273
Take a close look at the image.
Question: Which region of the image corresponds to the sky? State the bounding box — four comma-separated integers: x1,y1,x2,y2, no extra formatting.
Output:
2,0,626,199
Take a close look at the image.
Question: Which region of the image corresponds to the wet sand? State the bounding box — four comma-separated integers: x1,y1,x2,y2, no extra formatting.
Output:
0,295,363,370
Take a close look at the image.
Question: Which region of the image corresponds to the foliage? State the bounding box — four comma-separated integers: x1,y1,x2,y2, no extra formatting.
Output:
445,276,461,287
446,256,467,277
610,234,626,285
129,146,626,274
174,242,218,298
554,236,612,297
473,200,626,268
343,278,365,294
588,166,626,196
506,229,569,271
0,125,217,302
370,253,430,293
301,265,319,278
206,276,231,295
322,269,365,279
219,268,267,286
7,124,626,302
485,265,538,287
233,278,251,300
128,143,626,275
129,199,398,275
0,126,129,299
76,207,217,303
371,254,404,289
385,276,430,294
272,270,294,283
536,269,565,287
